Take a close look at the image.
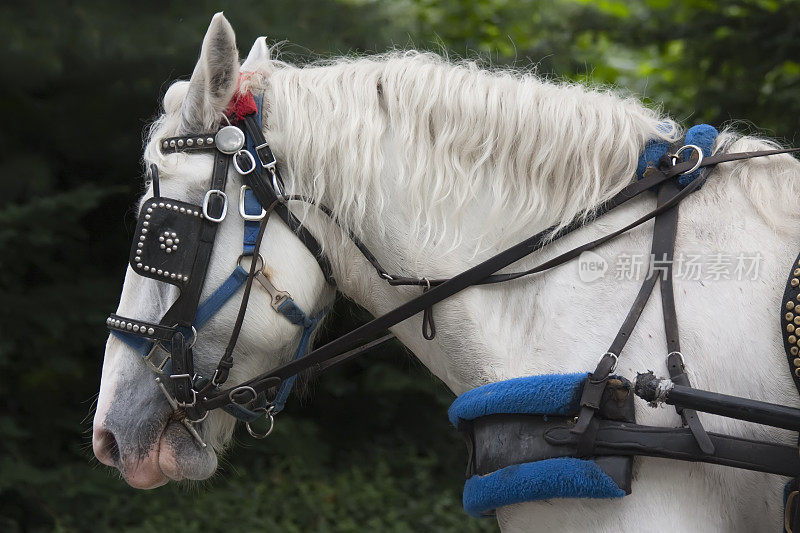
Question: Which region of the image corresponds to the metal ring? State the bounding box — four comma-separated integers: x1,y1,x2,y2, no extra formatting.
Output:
787,490,799,533
202,189,228,222
245,406,275,439
229,385,258,405
233,150,257,175
186,409,209,424
666,351,685,367
603,352,619,373
238,185,267,221
672,144,704,176
237,253,264,272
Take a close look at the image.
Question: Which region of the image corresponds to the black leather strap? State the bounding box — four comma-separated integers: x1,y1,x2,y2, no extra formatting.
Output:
106,313,175,343
544,421,800,477
201,157,703,410
161,133,218,152
240,115,336,283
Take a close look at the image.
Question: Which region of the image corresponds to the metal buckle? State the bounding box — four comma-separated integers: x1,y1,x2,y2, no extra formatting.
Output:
603,352,619,373
245,405,276,439
144,342,171,374
202,189,228,222
169,373,197,408
255,142,277,170
268,167,285,198
667,351,685,368
238,185,267,221
233,149,257,175
229,385,258,405
669,144,704,176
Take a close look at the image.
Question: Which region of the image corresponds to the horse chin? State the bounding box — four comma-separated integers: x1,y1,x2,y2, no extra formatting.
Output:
156,421,218,482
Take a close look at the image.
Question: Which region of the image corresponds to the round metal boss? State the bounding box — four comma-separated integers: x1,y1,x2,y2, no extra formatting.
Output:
215,126,245,154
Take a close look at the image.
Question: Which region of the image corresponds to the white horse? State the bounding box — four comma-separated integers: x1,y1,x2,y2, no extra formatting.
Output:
94,13,800,532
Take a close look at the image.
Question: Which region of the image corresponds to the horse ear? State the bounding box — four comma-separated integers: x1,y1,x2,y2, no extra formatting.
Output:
179,13,240,133
241,37,270,72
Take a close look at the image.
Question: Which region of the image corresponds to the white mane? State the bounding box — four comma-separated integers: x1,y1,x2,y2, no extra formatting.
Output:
145,50,800,256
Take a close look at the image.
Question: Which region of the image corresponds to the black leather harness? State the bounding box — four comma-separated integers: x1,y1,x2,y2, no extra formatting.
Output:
106,90,800,528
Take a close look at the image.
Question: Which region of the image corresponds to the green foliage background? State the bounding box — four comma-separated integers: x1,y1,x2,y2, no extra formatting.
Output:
1,1,798,531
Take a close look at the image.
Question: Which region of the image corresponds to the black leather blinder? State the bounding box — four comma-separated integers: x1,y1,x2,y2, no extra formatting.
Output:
129,197,205,287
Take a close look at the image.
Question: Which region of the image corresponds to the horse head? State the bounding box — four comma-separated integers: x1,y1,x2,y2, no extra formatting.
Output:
92,13,334,488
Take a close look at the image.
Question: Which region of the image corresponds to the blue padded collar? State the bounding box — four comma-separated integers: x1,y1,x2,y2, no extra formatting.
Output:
448,372,587,427
463,458,625,517
636,124,719,188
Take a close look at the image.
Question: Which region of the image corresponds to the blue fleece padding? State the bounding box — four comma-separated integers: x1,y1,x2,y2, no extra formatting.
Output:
680,124,719,187
463,458,625,517
636,123,718,188
448,372,587,427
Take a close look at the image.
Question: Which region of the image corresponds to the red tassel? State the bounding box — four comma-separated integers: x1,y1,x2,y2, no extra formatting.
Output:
225,91,258,122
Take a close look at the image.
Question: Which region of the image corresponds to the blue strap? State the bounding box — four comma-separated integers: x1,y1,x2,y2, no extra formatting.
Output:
636,124,718,188
271,298,327,413
111,265,250,356
242,93,265,256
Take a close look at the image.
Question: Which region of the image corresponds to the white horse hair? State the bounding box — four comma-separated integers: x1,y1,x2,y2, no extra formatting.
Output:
95,13,800,532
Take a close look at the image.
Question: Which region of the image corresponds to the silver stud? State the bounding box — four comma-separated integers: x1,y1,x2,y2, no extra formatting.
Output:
177,139,184,147
162,141,169,149
126,323,133,330
197,138,204,145
170,273,177,279
159,236,165,242
151,203,157,208
174,238,179,244
142,229,148,234
160,244,166,249
157,269,163,275
135,256,141,262
139,235,146,241
137,242,143,248
183,275,189,282
163,271,169,277
114,320,120,327
147,208,152,214
133,325,140,332
136,263,143,268
147,327,155,335
144,266,150,271
166,239,173,246
165,248,171,254
173,205,178,211
145,214,150,220
158,202,164,208
187,139,194,147
106,318,112,325
169,140,176,148
171,232,176,238
207,137,214,144
179,207,186,213
143,221,149,227
165,203,171,209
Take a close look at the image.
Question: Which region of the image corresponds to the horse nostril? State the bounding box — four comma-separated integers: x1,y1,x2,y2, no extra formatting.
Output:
94,428,121,466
